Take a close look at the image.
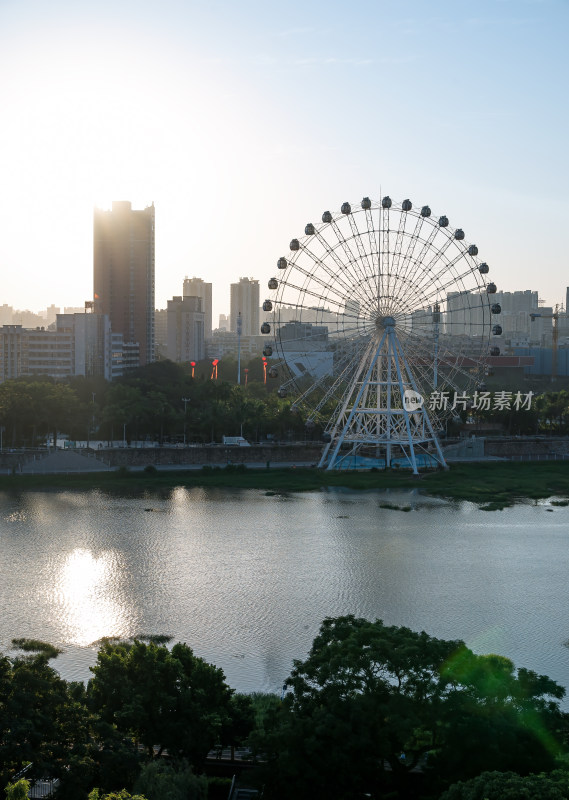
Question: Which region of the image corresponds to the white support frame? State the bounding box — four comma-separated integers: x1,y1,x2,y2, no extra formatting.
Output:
318,317,447,474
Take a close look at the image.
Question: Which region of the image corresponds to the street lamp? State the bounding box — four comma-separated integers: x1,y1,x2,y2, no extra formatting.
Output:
182,397,190,446
237,312,242,385
90,392,96,448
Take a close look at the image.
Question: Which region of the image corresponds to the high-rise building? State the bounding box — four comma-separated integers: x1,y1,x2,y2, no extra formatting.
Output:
230,277,259,337
183,277,212,339
93,201,155,365
154,308,168,359
167,295,205,363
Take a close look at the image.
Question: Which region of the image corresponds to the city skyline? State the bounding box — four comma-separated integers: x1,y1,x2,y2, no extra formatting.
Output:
0,0,567,324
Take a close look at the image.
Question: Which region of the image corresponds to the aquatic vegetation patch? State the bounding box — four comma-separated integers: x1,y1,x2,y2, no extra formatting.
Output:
11,638,62,659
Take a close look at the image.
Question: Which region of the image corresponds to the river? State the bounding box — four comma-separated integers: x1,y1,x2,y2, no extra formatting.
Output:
1,487,568,698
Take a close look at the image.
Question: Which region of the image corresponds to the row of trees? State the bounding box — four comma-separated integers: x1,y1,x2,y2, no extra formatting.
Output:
0,637,250,800
3,618,569,799
0,360,309,448
2,359,569,448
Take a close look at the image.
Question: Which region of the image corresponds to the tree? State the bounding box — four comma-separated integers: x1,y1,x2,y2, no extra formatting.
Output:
88,791,147,800
0,381,36,446
4,780,30,800
133,760,207,800
440,769,569,800
0,649,93,792
433,648,567,783
88,640,239,768
39,383,84,446
255,616,568,799
101,384,146,442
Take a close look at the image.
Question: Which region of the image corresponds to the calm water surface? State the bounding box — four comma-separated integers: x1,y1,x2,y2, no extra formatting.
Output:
1,487,568,697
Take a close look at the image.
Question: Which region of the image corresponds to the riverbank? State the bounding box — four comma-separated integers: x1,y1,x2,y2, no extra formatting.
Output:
1,461,569,508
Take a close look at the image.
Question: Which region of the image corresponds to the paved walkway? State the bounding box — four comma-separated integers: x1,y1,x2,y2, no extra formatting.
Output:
20,450,112,474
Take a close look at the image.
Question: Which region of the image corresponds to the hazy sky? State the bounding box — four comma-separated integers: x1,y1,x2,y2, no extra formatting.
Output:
1,0,567,322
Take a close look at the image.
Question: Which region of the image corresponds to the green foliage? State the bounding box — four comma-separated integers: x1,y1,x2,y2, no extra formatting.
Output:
440,769,569,799
206,776,233,800
4,780,30,800
0,651,94,791
88,790,148,800
248,692,282,734
11,638,62,659
255,616,568,799
223,463,247,472
133,760,207,800
135,634,172,645
88,639,241,766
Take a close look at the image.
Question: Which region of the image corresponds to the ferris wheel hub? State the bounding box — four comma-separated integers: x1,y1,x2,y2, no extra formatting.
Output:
377,315,396,329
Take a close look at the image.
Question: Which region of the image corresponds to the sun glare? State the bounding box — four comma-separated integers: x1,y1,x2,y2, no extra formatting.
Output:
54,547,131,646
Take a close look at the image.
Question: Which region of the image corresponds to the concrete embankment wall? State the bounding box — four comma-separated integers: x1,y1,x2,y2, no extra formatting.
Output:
484,438,569,458
2,439,569,471
0,445,322,470
103,444,323,467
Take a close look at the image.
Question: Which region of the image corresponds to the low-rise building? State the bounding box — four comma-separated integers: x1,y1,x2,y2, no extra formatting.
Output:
0,313,139,383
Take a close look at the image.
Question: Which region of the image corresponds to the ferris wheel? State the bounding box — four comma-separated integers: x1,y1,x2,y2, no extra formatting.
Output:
261,196,501,473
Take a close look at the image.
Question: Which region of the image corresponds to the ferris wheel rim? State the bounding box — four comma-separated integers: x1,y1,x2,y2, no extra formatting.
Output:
263,195,495,422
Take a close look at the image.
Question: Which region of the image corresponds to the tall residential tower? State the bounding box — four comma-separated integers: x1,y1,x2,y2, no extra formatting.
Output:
230,277,259,337
93,201,155,365
183,276,212,339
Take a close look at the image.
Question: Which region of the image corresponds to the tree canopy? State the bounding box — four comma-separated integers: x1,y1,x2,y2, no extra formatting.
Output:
440,769,569,800
88,639,236,767
255,615,568,799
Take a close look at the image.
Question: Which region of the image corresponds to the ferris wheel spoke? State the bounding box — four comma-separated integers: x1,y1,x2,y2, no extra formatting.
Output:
300,353,363,416
413,270,487,317
294,242,356,300
386,204,410,309
272,313,368,353
363,207,381,307
404,245,467,304
277,272,353,316
347,212,375,283
402,220,444,298
329,216,365,279
408,251,486,312
391,216,438,313
328,219,373,303
380,206,392,313
395,213,427,291
402,228,459,301
308,230,373,312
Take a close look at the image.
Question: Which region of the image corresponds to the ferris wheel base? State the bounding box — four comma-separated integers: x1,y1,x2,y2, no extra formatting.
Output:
320,445,447,474
317,323,449,475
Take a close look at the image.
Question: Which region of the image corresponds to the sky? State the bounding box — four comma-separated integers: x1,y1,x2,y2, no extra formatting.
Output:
0,0,567,323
